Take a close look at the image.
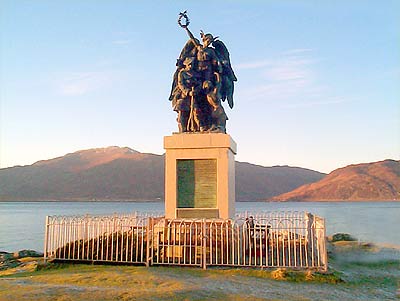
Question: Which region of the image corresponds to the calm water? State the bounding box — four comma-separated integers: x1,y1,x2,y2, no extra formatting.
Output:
0,201,399,252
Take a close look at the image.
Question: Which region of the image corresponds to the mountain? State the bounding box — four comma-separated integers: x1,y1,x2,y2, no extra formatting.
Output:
0,147,165,201
235,162,324,201
272,159,400,201
0,146,325,201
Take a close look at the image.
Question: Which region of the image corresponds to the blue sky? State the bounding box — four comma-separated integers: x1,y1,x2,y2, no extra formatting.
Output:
1,0,399,173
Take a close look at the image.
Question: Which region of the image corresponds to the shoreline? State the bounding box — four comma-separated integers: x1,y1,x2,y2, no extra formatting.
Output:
2,203,400,254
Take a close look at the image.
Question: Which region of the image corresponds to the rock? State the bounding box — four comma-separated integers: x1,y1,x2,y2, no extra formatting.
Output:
0,252,14,262
331,233,356,242
0,252,19,271
0,260,19,270
271,268,287,280
13,250,43,259
305,270,315,281
1,250,43,272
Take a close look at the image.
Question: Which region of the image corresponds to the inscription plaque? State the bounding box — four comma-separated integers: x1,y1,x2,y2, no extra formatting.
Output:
177,159,217,208
176,208,219,219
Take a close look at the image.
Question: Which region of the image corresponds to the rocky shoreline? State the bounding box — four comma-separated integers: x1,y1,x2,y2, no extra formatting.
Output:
0,250,43,272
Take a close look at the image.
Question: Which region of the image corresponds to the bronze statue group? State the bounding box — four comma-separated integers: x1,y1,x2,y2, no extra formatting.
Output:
169,12,237,133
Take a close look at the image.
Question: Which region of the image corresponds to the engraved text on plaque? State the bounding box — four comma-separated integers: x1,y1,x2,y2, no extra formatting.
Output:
177,159,217,208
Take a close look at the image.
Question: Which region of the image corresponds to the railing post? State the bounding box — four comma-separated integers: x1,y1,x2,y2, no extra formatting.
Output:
44,216,49,262
43,215,49,263
146,217,153,267
321,217,328,272
202,219,207,270
306,212,314,267
318,218,328,272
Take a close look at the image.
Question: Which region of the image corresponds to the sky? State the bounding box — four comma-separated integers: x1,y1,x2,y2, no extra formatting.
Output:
0,0,399,173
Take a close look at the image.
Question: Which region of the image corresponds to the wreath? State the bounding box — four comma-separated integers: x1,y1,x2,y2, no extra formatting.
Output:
178,11,190,28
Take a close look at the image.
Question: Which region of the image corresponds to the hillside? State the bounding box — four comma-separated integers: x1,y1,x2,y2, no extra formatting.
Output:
0,146,325,201
235,162,324,201
0,147,164,201
272,159,400,201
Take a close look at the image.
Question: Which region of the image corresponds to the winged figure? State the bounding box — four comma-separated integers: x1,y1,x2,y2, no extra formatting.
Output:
169,11,237,133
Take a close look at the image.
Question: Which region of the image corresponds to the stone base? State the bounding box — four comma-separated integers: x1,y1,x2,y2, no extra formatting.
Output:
176,208,220,219
164,133,236,219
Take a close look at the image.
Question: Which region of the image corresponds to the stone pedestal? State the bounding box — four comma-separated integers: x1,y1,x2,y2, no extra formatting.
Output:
164,133,236,219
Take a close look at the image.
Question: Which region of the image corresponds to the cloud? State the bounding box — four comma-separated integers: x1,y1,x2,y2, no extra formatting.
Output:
240,80,324,104
263,59,314,81
235,60,273,70
236,50,314,71
281,97,352,109
57,71,114,96
112,39,131,45
235,49,347,108
282,48,313,55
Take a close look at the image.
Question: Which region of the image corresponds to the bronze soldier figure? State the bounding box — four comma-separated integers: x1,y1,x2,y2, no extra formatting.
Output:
169,11,237,133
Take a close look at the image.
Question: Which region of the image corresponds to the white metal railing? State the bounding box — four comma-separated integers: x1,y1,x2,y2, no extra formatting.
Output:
44,211,327,271
44,213,160,264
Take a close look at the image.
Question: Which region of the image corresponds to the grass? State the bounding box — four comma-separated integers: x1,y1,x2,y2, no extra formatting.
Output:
0,264,279,301
1,240,399,300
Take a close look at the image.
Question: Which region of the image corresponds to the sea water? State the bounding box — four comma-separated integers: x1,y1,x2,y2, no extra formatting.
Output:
0,201,399,252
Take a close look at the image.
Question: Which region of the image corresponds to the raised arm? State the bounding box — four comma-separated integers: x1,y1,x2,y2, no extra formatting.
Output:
184,27,200,47
178,11,200,47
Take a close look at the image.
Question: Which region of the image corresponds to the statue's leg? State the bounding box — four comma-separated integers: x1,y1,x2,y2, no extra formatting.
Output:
177,111,184,133
210,106,227,133
199,111,211,132
178,109,190,133
181,110,189,132
193,108,201,131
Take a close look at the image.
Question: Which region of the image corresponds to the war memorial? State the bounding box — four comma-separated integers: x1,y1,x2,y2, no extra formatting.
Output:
165,11,237,220
43,12,328,271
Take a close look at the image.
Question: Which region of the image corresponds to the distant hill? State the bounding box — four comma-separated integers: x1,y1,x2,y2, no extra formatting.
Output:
0,146,325,201
272,160,400,201
235,162,324,201
0,147,165,201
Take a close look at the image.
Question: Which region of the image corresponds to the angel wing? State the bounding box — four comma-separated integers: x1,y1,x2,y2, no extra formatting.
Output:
212,40,237,109
169,39,199,101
